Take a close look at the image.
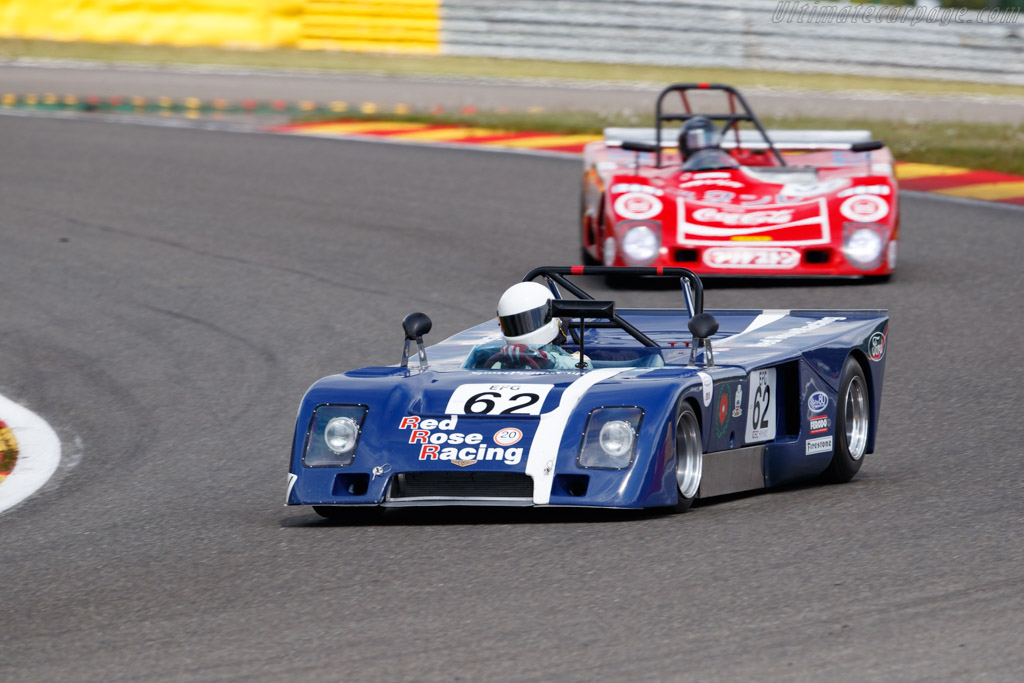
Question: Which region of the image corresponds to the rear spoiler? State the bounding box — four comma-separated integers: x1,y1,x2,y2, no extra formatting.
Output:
604,127,885,152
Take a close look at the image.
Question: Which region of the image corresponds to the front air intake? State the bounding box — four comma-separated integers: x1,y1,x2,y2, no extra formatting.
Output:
389,472,533,499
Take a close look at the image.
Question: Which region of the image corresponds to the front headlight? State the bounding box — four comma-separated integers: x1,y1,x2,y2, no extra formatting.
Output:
578,407,644,469
842,222,886,270
618,221,661,266
303,405,368,467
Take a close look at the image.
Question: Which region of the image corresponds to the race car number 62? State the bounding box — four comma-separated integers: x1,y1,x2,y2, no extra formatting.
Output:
445,384,554,416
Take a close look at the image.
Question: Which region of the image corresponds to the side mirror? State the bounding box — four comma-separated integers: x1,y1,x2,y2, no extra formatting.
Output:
400,312,432,370
403,312,432,341
688,312,719,368
687,313,719,339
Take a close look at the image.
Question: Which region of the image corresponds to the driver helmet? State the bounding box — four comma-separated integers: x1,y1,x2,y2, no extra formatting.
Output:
497,282,559,346
678,116,721,159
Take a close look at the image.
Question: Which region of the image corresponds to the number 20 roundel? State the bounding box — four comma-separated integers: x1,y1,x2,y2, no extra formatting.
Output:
445,384,554,416
745,368,777,443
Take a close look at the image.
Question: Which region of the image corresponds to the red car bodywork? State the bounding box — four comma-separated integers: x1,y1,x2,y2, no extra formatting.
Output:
581,85,899,278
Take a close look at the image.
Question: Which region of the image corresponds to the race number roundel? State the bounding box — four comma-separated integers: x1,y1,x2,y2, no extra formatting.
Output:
613,192,663,220
840,195,888,223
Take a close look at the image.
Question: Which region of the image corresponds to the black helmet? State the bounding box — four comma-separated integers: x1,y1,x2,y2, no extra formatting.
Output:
678,116,720,158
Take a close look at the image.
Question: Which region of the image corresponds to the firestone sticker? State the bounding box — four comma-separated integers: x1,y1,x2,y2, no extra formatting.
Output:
805,436,834,455
399,415,524,466
613,192,663,220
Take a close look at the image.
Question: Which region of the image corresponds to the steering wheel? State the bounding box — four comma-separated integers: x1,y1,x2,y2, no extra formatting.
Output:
483,350,542,370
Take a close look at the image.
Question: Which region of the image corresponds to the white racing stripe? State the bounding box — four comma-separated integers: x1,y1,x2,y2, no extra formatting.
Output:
0,392,61,515
718,310,790,344
525,368,625,504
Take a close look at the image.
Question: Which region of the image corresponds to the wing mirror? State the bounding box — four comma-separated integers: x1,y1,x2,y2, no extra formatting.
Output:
400,312,432,371
688,312,719,368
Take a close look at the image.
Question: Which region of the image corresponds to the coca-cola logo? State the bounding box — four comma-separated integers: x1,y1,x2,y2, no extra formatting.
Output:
692,208,794,226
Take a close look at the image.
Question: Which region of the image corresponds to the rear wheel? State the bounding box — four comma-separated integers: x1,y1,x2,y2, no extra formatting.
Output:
671,402,703,512
823,356,870,483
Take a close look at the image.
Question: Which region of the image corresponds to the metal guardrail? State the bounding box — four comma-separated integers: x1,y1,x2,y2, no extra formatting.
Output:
439,0,1024,85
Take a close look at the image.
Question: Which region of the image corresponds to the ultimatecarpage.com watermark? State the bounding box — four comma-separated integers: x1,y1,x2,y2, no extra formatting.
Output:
772,2,1020,26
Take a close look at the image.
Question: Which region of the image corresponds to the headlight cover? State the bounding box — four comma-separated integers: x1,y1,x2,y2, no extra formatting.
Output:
578,407,644,470
617,220,661,266
303,404,368,467
842,222,887,270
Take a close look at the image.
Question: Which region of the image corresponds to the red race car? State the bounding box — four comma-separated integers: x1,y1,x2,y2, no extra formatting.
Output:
581,83,898,278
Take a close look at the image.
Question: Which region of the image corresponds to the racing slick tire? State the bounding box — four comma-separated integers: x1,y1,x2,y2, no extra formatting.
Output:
313,506,384,523
823,356,870,484
670,401,703,513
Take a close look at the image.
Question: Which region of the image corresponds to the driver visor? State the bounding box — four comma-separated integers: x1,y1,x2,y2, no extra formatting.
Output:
684,127,718,151
498,302,551,338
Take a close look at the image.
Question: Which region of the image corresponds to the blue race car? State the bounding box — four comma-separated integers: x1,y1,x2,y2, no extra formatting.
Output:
287,266,888,519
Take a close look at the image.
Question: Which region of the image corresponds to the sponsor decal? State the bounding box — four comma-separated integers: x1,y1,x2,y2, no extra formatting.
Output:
808,391,829,413
869,328,887,362
840,194,889,223
399,415,524,466
753,317,846,347
610,183,664,197
493,427,523,446
714,388,730,438
445,384,553,416
745,368,777,443
694,172,732,179
732,384,743,418
679,179,745,189
702,190,737,204
678,197,831,246
838,184,892,198
805,436,834,455
809,416,830,435
778,179,847,198
613,192,663,220
703,247,800,270
698,372,714,407
693,207,793,226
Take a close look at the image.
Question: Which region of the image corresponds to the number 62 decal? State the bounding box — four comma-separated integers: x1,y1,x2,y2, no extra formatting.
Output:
745,368,777,443
445,384,554,416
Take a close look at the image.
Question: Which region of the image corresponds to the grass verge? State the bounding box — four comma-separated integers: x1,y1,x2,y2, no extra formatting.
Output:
5,39,1024,100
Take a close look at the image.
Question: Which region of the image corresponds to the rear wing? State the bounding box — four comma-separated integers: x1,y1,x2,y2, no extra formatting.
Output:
616,83,885,165
604,127,880,152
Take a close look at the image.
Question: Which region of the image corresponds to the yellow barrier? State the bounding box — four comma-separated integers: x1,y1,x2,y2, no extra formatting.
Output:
0,0,440,53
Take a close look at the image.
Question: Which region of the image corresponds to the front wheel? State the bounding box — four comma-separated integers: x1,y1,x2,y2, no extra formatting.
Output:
671,402,703,512
823,356,870,483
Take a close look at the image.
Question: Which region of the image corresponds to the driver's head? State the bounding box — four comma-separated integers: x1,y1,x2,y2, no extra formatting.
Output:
678,116,720,159
497,282,558,346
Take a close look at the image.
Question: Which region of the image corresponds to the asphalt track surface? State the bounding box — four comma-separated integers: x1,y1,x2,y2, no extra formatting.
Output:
1,114,1022,682
6,61,1024,123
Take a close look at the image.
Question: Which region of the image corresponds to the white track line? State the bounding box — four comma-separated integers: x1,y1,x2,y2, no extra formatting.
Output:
0,392,61,515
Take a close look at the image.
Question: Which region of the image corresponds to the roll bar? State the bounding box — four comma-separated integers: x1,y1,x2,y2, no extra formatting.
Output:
655,83,786,168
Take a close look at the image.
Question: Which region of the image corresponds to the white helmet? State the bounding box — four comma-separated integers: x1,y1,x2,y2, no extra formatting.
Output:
497,282,559,346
